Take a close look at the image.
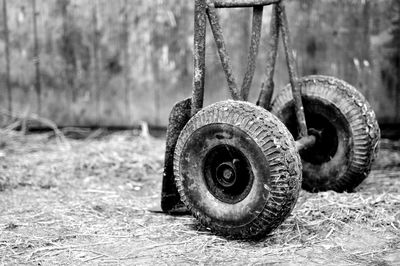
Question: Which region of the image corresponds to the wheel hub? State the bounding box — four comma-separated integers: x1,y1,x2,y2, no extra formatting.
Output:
203,144,254,204
216,162,237,188
281,99,340,165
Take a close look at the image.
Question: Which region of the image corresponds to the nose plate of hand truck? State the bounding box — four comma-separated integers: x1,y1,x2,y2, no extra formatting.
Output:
160,98,192,214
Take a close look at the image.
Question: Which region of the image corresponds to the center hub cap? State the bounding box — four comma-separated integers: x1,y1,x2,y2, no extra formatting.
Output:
216,162,237,188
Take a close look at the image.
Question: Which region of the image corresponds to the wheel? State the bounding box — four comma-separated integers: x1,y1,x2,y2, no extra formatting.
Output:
271,75,380,192
174,100,301,239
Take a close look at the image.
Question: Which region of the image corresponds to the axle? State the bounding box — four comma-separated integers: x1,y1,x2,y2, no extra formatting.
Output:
295,135,316,152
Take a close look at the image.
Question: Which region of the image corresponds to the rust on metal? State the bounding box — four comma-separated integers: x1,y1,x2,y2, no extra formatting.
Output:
278,2,308,138
257,4,279,110
213,0,280,8
241,6,263,101
192,0,207,116
207,6,241,100
163,0,313,212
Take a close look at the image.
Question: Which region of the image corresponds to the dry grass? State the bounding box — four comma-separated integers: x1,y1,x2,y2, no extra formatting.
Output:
0,129,399,265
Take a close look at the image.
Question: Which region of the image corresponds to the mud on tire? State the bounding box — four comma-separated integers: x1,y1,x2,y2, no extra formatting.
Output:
271,75,380,192
174,100,302,239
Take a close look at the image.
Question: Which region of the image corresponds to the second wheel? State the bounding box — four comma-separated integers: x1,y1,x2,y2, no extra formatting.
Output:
271,75,380,192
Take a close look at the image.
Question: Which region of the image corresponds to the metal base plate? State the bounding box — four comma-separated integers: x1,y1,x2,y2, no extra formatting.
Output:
161,98,192,214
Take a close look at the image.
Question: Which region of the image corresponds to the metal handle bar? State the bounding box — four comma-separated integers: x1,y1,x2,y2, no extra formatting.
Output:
192,0,309,140
212,0,280,8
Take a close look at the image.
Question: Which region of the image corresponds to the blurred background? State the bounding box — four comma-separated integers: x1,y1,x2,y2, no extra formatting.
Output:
0,0,398,132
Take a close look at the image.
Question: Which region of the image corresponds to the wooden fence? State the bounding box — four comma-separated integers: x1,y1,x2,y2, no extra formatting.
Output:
0,0,399,127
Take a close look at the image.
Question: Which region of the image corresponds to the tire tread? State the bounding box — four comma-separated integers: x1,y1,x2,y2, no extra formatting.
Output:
271,75,380,192
174,101,302,239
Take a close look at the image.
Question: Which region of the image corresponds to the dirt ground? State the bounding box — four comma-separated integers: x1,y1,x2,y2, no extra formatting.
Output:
0,129,399,265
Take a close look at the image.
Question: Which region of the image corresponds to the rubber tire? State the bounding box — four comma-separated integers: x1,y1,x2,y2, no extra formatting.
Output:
174,100,302,239
271,75,380,192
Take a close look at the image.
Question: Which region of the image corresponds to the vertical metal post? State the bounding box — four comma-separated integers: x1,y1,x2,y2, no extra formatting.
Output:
207,6,240,101
241,6,263,101
278,2,308,138
257,4,279,109
191,0,207,116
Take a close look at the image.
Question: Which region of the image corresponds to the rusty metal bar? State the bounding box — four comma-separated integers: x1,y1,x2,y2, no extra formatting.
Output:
207,6,241,100
241,6,263,101
213,0,280,8
295,135,316,152
257,4,279,110
191,0,207,116
278,2,308,138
